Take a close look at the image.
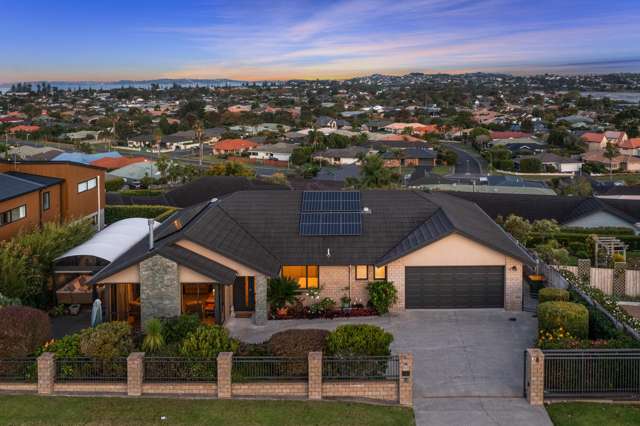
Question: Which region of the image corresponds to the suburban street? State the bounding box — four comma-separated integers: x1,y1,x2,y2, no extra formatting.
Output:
443,142,487,176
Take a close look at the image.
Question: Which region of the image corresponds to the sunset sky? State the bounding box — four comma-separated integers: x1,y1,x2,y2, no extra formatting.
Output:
1,0,640,83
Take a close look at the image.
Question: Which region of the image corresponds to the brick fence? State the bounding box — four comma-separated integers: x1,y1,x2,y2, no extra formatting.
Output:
0,352,412,406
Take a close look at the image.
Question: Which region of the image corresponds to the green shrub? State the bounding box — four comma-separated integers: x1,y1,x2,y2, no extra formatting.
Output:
179,325,239,358
267,277,299,312
0,292,21,307
0,306,51,357
326,324,393,357
268,329,328,357
537,301,589,339
37,333,81,357
160,314,201,345
104,205,177,225
142,319,165,353
539,288,570,303
366,280,398,314
105,178,125,192
78,321,133,359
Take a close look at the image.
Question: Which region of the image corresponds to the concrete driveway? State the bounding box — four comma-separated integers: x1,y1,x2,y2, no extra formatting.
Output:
227,310,552,426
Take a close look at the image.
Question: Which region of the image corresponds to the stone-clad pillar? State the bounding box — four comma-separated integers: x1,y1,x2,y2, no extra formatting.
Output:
139,255,180,324
526,348,544,406
613,262,627,297
253,275,268,326
37,353,55,395
308,352,322,400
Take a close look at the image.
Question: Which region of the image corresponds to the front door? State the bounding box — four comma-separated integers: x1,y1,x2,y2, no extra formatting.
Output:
233,276,255,311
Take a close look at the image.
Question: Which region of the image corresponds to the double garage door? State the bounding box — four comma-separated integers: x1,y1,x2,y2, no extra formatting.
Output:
405,266,505,309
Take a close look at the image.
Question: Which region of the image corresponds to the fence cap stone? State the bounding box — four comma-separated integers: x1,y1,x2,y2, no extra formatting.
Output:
37,352,55,360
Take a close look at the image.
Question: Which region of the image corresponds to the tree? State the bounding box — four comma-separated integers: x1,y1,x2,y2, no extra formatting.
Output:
603,142,619,181
207,161,255,177
502,215,532,245
559,176,593,197
531,219,560,235
156,154,170,181
519,158,542,173
534,240,570,265
352,154,400,189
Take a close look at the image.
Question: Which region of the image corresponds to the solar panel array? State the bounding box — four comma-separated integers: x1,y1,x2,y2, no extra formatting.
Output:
300,192,362,236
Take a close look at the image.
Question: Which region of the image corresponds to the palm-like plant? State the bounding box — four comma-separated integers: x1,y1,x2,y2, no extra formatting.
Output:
142,319,165,353
267,277,299,311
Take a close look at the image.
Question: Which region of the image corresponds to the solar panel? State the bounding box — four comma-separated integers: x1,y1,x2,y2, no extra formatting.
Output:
301,191,361,212
300,191,363,236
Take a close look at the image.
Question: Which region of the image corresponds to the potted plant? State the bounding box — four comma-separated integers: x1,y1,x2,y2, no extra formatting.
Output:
340,296,352,310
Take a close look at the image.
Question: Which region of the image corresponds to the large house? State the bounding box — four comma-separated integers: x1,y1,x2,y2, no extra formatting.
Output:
87,190,532,326
0,160,106,240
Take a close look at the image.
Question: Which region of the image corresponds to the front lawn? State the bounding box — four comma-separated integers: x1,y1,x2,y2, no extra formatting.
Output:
0,395,415,426
547,402,640,426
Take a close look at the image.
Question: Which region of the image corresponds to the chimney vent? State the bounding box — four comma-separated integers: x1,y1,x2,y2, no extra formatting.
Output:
148,219,155,251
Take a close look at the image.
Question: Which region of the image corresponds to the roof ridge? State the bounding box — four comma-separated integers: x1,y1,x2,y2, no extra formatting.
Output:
2,172,44,188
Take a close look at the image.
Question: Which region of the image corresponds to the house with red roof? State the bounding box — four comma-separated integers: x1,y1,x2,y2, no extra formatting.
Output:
213,139,259,155
489,131,531,140
619,138,640,157
90,156,148,171
8,125,40,134
581,132,607,151
604,131,628,146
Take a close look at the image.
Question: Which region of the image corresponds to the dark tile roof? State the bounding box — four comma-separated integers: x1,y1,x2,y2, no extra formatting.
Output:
0,172,63,202
158,244,237,283
449,192,640,225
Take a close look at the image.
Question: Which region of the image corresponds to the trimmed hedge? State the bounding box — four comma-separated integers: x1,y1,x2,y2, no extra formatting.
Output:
105,178,125,192
326,324,393,357
538,301,589,339
118,189,166,197
105,205,177,225
539,288,570,303
529,232,640,252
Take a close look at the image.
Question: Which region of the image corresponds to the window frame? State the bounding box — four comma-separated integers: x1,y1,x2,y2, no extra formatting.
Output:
374,265,387,280
355,265,368,280
282,265,320,289
43,191,51,211
0,204,27,227
77,177,97,193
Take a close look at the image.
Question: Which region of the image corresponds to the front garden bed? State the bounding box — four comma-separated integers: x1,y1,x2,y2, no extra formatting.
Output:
269,307,377,320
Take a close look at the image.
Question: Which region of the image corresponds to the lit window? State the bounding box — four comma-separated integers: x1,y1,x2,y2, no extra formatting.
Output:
43,192,51,211
282,265,319,289
355,265,368,280
374,266,387,280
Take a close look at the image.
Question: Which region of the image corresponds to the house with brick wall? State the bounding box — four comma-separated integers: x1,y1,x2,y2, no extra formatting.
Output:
87,190,533,326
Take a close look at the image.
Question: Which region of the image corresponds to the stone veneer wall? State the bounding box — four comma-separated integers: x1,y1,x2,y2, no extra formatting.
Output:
139,255,180,324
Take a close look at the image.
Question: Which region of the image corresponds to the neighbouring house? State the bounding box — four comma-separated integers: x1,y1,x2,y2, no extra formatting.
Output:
489,131,532,140
90,156,147,171
227,104,252,113
248,142,297,162
596,186,640,201
315,116,349,129
53,151,122,165
451,192,640,234
7,145,63,161
108,161,160,185
381,147,437,168
383,122,438,135
8,125,40,134
604,131,628,146
581,132,608,151
0,160,106,239
517,153,583,173
87,190,532,326
213,139,259,155
582,151,640,172
619,138,640,157
312,146,371,165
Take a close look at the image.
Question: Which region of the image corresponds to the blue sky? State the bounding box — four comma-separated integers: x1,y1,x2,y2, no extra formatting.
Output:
1,0,640,82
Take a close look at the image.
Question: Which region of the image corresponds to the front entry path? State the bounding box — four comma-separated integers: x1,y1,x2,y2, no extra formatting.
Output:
226,310,552,426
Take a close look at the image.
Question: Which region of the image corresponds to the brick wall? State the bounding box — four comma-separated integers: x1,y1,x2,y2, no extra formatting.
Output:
504,258,523,311
525,348,544,405
2,352,413,406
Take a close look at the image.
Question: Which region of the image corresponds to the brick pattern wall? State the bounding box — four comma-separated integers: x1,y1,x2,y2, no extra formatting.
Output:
504,258,523,311
526,348,544,406
8,352,413,406
322,381,398,401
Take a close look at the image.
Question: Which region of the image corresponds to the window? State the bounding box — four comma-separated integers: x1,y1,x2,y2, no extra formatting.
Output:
43,191,51,211
78,177,97,193
355,265,368,280
282,265,319,289
374,266,387,280
0,205,26,227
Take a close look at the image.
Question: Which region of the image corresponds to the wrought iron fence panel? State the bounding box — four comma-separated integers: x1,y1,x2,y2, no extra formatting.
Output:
144,357,217,382
322,356,399,381
55,357,128,382
0,358,37,382
232,357,308,382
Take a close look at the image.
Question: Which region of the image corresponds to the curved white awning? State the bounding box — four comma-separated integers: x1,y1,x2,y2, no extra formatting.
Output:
56,218,159,263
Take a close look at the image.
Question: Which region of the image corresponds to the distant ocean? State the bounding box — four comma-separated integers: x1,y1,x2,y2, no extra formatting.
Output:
0,80,244,93
580,91,640,103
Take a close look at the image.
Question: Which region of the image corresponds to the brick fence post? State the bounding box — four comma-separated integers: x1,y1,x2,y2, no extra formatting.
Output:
399,353,413,407
127,352,145,396
577,259,591,285
217,352,233,399
525,348,544,406
37,352,55,395
308,351,322,400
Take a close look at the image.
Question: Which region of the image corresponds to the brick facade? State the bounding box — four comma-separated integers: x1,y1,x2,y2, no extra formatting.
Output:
504,258,523,311
525,348,544,405
4,352,413,406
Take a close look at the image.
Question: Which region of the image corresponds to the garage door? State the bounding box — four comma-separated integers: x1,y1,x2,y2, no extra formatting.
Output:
405,266,504,309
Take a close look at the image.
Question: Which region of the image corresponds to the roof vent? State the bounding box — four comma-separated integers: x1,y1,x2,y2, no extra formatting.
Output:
210,197,218,204
147,219,155,251
363,206,371,214
326,248,331,258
